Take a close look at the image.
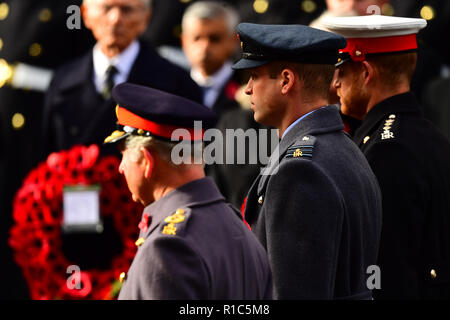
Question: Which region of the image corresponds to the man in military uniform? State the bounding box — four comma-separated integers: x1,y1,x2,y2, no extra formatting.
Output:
325,15,450,299
235,23,382,299
104,83,272,299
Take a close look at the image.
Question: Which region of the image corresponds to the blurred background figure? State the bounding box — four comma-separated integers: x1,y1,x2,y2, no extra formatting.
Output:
0,0,95,299
41,0,201,158
181,1,240,116
181,1,269,209
38,0,202,288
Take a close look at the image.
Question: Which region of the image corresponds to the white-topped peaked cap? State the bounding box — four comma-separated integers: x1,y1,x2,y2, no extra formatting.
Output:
323,15,426,38
322,15,427,63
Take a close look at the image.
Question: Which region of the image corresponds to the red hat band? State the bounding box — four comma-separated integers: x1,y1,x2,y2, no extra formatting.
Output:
341,34,418,62
116,106,205,141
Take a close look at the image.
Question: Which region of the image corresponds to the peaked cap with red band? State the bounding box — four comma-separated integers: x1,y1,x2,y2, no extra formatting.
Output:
322,15,427,65
104,83,217,144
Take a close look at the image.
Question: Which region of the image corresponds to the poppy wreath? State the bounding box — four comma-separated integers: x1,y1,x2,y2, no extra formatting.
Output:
9,145,142,300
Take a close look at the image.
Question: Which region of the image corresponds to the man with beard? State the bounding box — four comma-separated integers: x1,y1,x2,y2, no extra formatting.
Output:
325,15,450,299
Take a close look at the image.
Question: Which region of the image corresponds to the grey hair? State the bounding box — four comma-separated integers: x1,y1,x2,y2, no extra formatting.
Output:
124,135,204,166
182,1,240,34
83,0,152,8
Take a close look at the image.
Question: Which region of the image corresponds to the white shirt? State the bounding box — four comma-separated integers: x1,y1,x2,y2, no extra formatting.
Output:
190,61,234,108
92,40,140,94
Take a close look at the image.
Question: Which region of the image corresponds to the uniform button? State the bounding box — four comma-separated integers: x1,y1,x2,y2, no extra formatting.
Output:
430,269,437,279
39,8,52,22
363,136,370,144
258,195,264,205
29,43,43,57
12,113,25,130
355,50,362,57
135,237,145,247
389,114,396,119
420,5,435,20
302,136,310,141
301,0,317,13
0,3,9,20
253,0,269,14
119,272,126,283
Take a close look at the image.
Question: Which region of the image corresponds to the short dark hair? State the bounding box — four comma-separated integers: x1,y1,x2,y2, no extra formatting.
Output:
367,52,417,87
267,62,335,99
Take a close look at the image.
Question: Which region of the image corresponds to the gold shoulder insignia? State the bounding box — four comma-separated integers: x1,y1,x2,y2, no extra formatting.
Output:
381,115,396,140
162,209,186,235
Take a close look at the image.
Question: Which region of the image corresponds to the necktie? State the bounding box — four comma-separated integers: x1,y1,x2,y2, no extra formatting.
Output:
103,65,118,100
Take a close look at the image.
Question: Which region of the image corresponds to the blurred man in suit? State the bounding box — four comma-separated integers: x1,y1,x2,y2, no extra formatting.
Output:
42,0,202,157
181,1,265,209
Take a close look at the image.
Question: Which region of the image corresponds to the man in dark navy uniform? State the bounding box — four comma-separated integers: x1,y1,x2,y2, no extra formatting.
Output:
326,15,450,299
234,23,382,299
104,83,272,300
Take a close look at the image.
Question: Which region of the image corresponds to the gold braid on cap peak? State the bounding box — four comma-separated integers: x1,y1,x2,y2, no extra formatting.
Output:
104,130,125,144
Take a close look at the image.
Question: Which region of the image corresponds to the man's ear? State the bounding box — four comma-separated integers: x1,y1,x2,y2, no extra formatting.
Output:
280,68,295,94
140,147,154,179
361,61,375,86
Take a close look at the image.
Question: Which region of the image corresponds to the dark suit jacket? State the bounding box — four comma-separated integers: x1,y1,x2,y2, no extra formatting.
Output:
203,74,265,209
118,177,272,300
42,41,202,157
353,92,450,299
244,106,382,299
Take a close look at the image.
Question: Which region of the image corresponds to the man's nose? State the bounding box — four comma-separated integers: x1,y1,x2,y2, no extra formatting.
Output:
244,79,252,95
108,6,123,24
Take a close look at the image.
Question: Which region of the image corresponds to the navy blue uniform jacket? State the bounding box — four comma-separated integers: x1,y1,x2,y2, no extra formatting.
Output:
118,178,273,300
244,106,382,299
353,92,450,299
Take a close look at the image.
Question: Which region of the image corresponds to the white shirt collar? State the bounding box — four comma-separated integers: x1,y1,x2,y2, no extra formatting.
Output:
92,40,140,93
190,61,234,107
281,108,322,140
190,61,233,89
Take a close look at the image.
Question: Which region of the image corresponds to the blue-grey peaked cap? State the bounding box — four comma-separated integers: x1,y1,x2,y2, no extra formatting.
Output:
232,23,347,70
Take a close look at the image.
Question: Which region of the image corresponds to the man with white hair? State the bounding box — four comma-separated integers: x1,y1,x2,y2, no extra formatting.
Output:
42,0,202,157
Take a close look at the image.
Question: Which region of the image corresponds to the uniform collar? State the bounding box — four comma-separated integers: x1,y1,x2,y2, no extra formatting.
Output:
280,105,344,153
353,91,421,144
140,177,225,238
261,105,344,178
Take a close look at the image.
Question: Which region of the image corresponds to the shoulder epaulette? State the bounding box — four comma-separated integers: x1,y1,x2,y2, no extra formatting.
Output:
285,135,316,159
161,208,189,236
380,114,397,141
